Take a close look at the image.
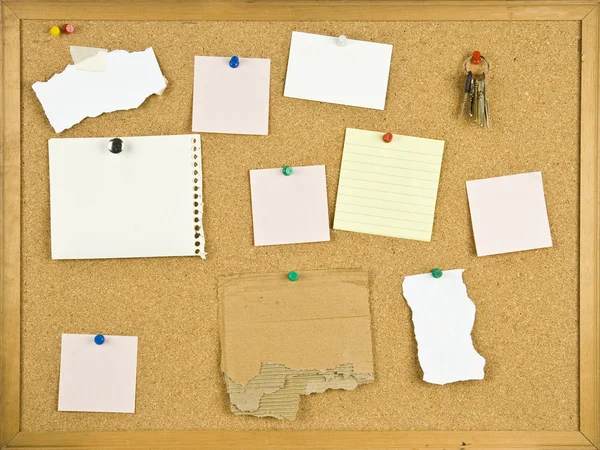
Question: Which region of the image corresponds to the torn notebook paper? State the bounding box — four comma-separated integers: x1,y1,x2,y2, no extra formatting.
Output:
33,47,167,133
402,269,485,385
218,269,374,420
49,134,205,260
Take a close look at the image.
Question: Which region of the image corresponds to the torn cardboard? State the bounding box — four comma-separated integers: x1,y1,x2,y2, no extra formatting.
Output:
218,269,374,420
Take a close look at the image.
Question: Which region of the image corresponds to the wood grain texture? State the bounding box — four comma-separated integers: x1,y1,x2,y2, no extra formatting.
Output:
4,430,594,450
0,3,21,448
580,6,600,449
2,0,598,21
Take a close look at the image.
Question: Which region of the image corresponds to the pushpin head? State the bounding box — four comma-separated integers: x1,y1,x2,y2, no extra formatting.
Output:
431,268,443,278
108,138,123,154
229,56,240,68
288,271,299,281
94,334,105,345
49,26,61,37
62,24,74,34
337,35,347,46
282,165,293,176
383,132,393,143
472,50,481,65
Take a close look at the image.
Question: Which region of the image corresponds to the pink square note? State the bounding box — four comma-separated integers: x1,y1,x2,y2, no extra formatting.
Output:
192,56,270,135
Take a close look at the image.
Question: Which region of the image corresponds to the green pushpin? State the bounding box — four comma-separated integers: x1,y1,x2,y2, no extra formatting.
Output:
431,268,443,278
282,165,293,176
288,271,299,281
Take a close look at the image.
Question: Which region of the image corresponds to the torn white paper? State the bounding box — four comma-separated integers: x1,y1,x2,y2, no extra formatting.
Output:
70,46,108,72
58,334,138,413
403,269,485,385
49,134,205,260
33,47,167,133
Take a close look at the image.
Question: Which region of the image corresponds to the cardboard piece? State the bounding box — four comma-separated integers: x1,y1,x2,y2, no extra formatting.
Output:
249,165,330,246
466,171,552,256
58,334,138,413
219,269,374,420
334,128,445,241
402,269,485,385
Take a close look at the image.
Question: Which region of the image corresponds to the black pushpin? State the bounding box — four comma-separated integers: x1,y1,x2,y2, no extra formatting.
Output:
108,138,123,154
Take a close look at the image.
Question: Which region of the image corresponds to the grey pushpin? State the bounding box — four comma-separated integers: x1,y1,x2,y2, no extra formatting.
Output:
108,138,123,154
337,35,347,46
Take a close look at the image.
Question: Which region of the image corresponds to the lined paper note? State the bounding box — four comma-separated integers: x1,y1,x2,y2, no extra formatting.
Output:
333,128,444,241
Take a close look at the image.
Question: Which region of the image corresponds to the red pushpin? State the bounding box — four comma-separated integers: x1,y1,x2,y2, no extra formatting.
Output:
472,50,481,65
62,24,74,34
383,132,393,143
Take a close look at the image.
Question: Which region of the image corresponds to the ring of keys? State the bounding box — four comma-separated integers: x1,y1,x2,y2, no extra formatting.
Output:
460,51,490,128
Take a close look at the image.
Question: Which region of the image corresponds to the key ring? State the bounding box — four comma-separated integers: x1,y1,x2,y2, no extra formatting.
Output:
463,53,490,75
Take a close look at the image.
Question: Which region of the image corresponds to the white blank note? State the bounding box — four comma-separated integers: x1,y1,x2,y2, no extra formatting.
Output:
333,128,444,241
250,165,330,246
466,171,552,256
284,31,393,110
58,334,138,413
49,134,205,260
403,270,485,385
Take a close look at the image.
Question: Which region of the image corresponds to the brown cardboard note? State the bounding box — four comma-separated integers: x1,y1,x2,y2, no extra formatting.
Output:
218,269,374,420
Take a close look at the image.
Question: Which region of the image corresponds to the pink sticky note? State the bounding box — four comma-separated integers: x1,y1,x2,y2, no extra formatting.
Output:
250,165,330,246
466,172,552,257
192,56,270,135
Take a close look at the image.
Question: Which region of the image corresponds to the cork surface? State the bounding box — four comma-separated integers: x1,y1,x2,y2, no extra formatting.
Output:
21,20,580,431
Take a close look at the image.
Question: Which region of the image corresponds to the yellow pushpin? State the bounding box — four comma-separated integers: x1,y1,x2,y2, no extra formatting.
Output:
50,26,61,37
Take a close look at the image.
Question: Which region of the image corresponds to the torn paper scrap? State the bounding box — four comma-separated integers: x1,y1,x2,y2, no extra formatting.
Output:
402,269,485,385
33,47,167,133
219,269,374,419
70,46,108,72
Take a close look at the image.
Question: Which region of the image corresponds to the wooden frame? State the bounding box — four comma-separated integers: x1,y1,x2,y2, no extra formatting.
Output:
1,1,598,448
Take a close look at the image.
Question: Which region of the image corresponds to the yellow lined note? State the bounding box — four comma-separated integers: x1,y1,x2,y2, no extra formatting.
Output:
333,128,444,242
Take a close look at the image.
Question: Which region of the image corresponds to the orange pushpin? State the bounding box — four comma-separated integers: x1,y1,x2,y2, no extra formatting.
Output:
383,132,393,143
472,50,481,65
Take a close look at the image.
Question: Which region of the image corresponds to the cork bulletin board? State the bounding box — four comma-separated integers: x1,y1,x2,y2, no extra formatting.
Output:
1,2,599,450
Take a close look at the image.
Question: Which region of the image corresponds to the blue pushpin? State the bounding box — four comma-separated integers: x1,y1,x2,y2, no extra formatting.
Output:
229,56,240,68
94,334,105,345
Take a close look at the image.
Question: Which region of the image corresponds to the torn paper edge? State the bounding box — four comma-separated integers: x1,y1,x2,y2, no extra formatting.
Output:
402,269,485,385
70,46,108,72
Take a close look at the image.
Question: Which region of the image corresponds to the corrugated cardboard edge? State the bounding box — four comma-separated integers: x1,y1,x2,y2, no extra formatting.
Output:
224,362,374,420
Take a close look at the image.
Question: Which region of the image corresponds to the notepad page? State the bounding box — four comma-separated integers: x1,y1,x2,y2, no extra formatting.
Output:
333,128,444,242
49,134,205,260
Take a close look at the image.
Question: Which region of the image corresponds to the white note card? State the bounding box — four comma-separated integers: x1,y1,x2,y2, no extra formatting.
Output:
466,172,552,256
192,56,270,135
334,128,444,241
58,334,138,413
49,134,206,260
250,165,330,246
284,31,393,110
403,270,486,385
33,47,167,133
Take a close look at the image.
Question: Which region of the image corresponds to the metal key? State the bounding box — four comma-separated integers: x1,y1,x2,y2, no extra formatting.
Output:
469,75,475,117
472,78,479,121
460,71,473,118
478,76,485,127
483,73,490,128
